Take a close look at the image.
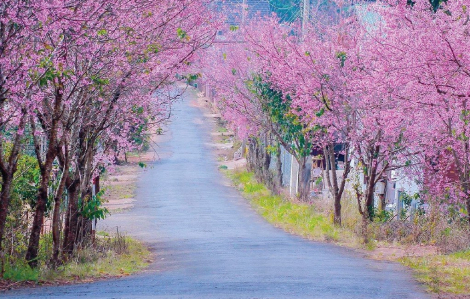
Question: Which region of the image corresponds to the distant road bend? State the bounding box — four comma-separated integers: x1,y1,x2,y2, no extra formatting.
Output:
7,89,430,299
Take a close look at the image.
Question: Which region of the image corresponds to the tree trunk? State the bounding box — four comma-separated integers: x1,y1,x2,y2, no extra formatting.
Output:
276,143,282,191
326,146,342,225
27,85,63,267
247,136,270,182
355,187,370,244
26,127,57,267
51,167,68,266
334,194,342,226
0,176,13,252
247,137,256,172
75,187,92,248
51,195,61,266
362,211,369,244
92,176,100,244
25,172,51,268
62,180,79,259
75,142,96,247
365,175,376,221
0,113,26,251
466,196,470,227
360,178,374,242
94,176,100,194
297,156,311,202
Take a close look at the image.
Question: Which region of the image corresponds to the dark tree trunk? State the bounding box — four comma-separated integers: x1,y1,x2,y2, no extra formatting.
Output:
361,211,369,244
297,156,311,202
334,196,342,225
27,83,63,267
463,182,470,227
51,195,61,265
0,176,13,252
75,142,96,247
0,113,26,250
91,176,100,244
365,173,376,221
51,166,68,266
26,130,58,267
247,136,270,182
62,179,79,259
246,137,256,172
354,146,379,243
325,145,342,225
76,187,92,248
275,143,282,191
467,197,470,227
355,186,370,244
25,171,52,268
94,176,100,194
361,177,376,243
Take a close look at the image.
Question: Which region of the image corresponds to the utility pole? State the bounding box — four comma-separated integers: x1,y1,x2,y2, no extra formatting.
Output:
302,0,310,38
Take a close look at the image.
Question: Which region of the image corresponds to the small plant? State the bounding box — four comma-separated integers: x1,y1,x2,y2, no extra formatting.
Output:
79,190,109,221
374,209,393,223
2,259,39,282
399,192,423,220
266,144,278,155
243,182,264,194
217,126,228,133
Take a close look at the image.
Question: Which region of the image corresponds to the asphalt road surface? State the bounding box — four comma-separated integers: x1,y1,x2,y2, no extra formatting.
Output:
6,89,430,298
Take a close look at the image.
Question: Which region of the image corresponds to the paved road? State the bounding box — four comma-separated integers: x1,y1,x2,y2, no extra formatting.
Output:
6,89,430,298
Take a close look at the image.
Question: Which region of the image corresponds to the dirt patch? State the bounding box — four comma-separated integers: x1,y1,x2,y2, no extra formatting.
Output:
0,280,38,292
102,164,140,212
368,244,439,260
0,275,122,292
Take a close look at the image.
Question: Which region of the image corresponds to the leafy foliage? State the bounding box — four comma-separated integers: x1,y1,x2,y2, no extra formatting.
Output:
79,190,109,221
11,155,40,207
251,77,313,158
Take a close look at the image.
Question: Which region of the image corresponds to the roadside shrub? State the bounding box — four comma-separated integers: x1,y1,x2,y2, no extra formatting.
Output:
435,224,470,254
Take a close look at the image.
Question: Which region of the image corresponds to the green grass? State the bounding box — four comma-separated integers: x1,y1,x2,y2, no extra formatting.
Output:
217,127,228,133
126,152,141,157
3,260,39,281
108,184,135,199
2,235,151,284
42,237,151,281
228,171,351,243
400,250,470,294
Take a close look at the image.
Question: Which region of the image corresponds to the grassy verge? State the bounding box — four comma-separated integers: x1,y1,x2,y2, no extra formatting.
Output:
2,233,151,287
227,171,358,245
43,236,151,281
401,250,470,294
226,169,470,296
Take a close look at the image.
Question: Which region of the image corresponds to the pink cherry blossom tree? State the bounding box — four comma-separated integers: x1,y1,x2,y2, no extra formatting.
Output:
0,1,45,254
368,0,470,224
0,0,220,267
